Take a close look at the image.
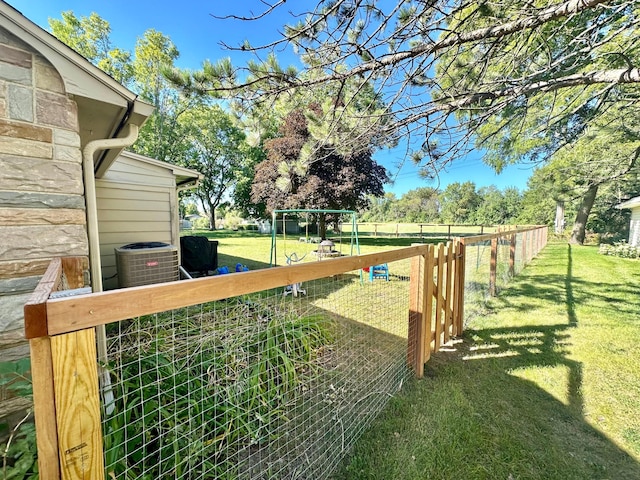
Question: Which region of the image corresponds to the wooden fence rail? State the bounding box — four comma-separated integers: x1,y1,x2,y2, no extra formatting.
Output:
23,225,547,479
458,225,549,298
344,222,491,239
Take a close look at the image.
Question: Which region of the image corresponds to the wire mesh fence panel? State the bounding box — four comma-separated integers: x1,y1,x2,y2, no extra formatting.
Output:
514,232,525,276
496,238,512,295
462,240,492,322
460,227,548,325
100,258,412,480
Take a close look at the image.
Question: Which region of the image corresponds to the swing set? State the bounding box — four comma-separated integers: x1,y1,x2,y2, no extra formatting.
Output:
269,209,361,268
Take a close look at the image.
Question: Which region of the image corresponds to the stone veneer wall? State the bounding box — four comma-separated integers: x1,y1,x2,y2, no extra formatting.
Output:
0,25,89,362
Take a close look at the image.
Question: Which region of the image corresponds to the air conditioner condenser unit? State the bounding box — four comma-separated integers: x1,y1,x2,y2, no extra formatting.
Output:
115,242,179,288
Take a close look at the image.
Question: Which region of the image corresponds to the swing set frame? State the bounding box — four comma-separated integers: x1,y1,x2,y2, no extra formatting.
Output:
269,209,361,267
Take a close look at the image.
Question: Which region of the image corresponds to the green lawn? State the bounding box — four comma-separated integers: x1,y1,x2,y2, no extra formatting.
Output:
183,229,441,271
333,243,640,479
183,232,640,478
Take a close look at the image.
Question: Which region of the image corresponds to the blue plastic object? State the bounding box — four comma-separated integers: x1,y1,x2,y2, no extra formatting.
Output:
217,266,230,274
369,264,389,281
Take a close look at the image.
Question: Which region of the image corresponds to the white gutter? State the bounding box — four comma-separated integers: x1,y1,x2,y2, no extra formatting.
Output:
82,123,139,415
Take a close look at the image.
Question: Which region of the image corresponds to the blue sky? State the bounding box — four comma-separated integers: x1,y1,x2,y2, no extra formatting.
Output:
6,0,534,196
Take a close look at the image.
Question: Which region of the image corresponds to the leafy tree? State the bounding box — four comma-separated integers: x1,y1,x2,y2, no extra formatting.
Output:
49,11,133,84
195,1,639,175
48,10,267,225
435,1,640,243
502,187,524,225
180,105,252,230
359,193,399,222
518,162,572,227
128,30,201,167
168,37,395,200
518,114,640,241
252,108,388,236
394,188,440,223
474,186,522,226
439,182,481,224
49,11,198,167
540,116,640,243
199,1,640,240
229,145,268,219
132,30,180,109
586,181,638,240
228,103,280,219
179,201,199,219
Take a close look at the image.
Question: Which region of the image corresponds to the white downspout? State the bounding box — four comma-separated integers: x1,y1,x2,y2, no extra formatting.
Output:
82,123,139,414
83,123,139,294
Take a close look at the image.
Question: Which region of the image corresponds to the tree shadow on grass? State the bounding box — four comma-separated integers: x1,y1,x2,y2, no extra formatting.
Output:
334,244,640,480
335,324,640,480
474,245,640,320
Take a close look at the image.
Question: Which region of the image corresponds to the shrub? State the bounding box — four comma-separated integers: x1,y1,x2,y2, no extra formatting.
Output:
192,216,210,230
0,359,38,480
598,241,640,259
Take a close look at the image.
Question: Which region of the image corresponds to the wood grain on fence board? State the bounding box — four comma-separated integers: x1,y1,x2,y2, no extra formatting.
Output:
45,245,429,336
30,336,61,480
51,329,104,480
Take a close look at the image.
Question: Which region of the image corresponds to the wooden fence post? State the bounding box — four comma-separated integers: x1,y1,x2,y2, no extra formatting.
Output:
455,241,466,335
424,245,434,362
539,227,544,252
489,237,498,297
24,259,62,480
29,337,61,480
51,329,104,480
434,243,445,352
444,241,454,344
509,234,516,277
25,257,104,480
408,245,429,377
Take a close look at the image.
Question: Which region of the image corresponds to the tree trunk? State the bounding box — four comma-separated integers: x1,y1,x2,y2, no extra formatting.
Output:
319,214,327,239
207,200,217,231
569,184,598,245
554,200,565,234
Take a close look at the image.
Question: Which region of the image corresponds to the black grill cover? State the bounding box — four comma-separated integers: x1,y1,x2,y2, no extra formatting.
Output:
180,236,218,273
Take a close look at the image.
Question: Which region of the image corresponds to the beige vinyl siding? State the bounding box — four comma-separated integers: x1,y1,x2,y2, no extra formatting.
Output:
630,207,640,247
96,154,179,290
97,160,175,188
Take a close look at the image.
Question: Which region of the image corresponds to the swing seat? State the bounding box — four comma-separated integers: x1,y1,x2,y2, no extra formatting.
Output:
369,263,389,281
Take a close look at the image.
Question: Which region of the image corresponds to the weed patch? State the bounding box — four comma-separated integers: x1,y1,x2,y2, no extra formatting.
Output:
102,299,333,479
